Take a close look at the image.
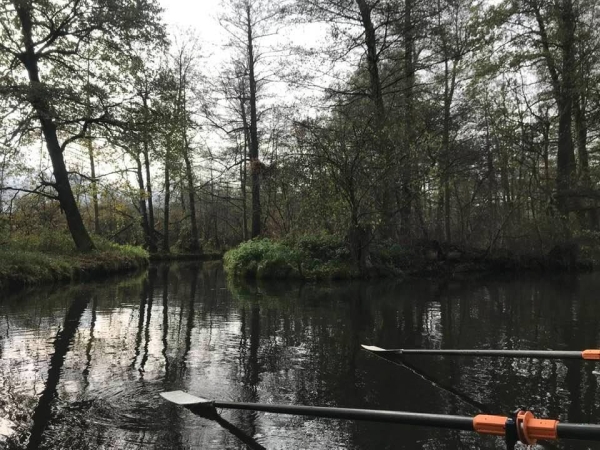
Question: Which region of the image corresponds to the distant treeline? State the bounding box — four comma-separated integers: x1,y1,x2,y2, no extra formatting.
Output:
1,0,599,272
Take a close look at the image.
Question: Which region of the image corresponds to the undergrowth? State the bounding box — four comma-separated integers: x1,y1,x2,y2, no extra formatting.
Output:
0,231,149,289
224,235,358,280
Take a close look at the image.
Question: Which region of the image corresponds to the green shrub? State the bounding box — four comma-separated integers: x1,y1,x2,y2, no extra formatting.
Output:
373,242,418,268
9,230,76,254
290,234,350,261
224,239,300,278
224,235,358,280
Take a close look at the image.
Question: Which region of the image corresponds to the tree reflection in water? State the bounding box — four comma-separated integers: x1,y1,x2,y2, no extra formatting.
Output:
1,267,600,449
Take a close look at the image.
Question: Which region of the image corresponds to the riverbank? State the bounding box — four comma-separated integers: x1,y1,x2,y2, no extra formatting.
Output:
0,233,149,290
224,237,595,280
149,251,223,262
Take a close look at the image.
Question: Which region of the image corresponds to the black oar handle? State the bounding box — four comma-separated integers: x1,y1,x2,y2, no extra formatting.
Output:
213,401,474,429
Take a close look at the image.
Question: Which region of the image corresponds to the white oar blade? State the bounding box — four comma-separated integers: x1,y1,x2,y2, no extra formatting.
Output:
161,390,210,405
361,345,386,352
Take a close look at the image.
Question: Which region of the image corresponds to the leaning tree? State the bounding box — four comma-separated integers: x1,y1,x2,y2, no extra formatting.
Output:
0,0,166,250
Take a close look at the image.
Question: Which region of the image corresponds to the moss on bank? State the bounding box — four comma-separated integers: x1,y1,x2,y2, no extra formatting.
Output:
0,231,149,290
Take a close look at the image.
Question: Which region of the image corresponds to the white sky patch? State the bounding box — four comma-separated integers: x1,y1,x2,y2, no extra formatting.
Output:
159,0,224,44
9,0,340,194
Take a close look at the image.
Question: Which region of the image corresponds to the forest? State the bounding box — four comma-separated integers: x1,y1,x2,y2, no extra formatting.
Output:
1,0,599,278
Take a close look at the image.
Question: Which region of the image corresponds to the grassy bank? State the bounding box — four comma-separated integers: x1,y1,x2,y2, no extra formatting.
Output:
224,235,596,281
0,232,149,290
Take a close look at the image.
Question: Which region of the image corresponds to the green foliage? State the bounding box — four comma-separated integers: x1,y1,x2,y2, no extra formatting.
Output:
224,235,359,280
574,229,600,267
0,250,74,287
373,242,418,269
288,234,351,261
224,238,301,278
0,231,149,289
8,230,78,254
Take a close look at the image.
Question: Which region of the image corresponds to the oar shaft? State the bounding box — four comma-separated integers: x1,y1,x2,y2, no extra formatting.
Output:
558,423,600,441
210,401,600,443
162,391,600,444
363,344,600,360
398,349,583,359
213,401,474,430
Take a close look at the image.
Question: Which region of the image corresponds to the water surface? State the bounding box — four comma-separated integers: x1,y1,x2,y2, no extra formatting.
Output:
1,263,599,449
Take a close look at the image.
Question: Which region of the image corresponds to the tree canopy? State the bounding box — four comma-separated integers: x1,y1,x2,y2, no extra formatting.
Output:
1,0,599,269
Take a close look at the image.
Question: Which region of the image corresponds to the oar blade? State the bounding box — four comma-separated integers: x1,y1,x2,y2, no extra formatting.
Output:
161,390,210,406
361,345,387,352
361,344,401,353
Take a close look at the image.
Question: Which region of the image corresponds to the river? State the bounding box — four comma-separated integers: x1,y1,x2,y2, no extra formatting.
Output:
0,262,599,449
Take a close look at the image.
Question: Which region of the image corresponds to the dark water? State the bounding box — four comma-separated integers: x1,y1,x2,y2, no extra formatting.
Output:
1,263,600,449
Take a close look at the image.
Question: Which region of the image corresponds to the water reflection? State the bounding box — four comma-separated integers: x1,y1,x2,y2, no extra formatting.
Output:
1,267,600,448
27,292,91,450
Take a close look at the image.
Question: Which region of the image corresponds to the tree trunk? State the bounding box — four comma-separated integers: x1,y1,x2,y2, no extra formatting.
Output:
135,154,151,249
240,93,250,241
183,149,200,252
246,3,261,238
534,0,577,215
574,94,589,183
88,134,100,235
574,92,598,229
556,97,576,215
182,82,200,252
143,144,157,252
0,154,5,214
356,0,396,238
442,57,454,243
15,2,94,251
163,145,171,253
85,60,100,236
141,93,157,253
484,97,496,242
444,179,451,243
355,0,385,120
556,0,577,215
400,0,416,238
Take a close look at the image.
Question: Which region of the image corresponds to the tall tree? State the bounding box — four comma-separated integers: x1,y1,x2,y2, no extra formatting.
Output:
495,0,579,215
220,0,283,238
168,34,203,252
0,0,165,250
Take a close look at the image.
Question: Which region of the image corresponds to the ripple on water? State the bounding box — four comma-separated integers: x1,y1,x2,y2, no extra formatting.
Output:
86,381,170,432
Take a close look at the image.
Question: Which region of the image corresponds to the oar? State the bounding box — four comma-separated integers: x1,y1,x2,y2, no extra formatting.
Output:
161,390,600,449
362,344,493,413
360,345,558,449
362,345,600,360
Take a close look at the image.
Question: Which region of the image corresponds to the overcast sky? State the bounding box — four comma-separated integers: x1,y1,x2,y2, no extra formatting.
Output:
159,0,224,45
30,0,334,177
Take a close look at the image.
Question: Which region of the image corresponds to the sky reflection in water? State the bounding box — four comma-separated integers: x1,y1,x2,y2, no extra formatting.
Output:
1,263,599,449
